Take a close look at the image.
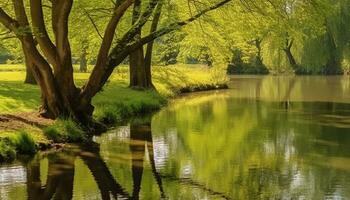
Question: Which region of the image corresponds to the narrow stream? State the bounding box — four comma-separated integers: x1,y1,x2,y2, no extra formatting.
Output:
1,75,350,199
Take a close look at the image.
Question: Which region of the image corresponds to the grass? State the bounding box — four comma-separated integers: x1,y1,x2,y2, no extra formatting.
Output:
43,119,86,143
0,130,37,162
0,64,228,161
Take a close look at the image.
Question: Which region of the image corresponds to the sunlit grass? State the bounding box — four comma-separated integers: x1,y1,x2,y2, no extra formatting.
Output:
0,64,227,114
0,64,228,160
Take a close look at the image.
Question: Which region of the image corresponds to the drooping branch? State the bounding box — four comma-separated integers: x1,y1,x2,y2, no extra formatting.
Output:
115,0,233,64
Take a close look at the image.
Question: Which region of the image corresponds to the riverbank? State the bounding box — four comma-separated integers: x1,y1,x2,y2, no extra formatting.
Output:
0,64,228,162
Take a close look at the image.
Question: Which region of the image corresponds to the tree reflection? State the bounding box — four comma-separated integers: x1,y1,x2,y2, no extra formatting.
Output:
26,151,76,200
129,118,165,199
25,118,166,200
79,144,131,200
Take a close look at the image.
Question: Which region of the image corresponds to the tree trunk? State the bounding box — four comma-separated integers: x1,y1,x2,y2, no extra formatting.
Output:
129,49,149,88
129,0,162,89
325,26,342,75
129,0,149,89
284,48,298,71
0,0,231,127
144,1,163,73
24,58,37,85
283,39,299,72
255,38,263,66
23,41,37,85
80,50,88,73
80,41,88,72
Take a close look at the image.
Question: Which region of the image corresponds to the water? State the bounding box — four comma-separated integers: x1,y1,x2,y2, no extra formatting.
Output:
1,75,350,199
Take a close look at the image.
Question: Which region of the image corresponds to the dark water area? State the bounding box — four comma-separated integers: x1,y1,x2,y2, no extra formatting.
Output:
1,75,350,199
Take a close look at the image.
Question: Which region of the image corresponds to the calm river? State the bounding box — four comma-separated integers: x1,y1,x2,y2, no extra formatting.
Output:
1,75,350,199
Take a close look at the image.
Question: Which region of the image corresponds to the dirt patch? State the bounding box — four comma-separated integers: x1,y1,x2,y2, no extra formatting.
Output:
0,112,53,132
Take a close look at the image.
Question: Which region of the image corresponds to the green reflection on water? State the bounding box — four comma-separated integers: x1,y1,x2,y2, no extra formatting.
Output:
1,76,350,199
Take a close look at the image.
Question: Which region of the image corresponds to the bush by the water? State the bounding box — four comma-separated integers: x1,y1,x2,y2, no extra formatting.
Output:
294,65,344,75
12,131,37,154
227,63,269,75
44,119,86,143
0,131,37,162
0,139,16,162
0,64,228,162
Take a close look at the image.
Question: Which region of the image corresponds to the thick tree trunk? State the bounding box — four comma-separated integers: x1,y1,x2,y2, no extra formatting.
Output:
129,49,150,88
129,0,151,89
129,1,162,89
144,2,162,89
24,59,37,85
23,42,37,85
1,0,231,127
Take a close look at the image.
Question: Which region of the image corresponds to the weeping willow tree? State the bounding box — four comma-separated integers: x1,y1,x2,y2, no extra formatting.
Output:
299,0,350,74
174,0,350,75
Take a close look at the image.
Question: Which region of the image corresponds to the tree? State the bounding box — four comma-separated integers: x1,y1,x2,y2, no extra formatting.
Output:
128,0,163,89
0,27,36,84
0,0,232,128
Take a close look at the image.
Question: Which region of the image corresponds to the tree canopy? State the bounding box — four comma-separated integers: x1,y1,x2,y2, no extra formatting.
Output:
0,0,349,126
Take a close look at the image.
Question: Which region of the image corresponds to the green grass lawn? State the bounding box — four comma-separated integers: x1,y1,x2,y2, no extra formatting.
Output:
0,64,228,161
0,64,227,113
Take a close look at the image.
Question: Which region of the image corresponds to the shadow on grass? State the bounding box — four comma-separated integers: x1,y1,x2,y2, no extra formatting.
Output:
0,82,40,113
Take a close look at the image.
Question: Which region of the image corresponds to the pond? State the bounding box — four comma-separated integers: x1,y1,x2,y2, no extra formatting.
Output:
1,75,350,199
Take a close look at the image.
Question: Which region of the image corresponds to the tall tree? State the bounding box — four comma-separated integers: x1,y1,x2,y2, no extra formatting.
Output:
129,0,163,89
0,27,37,84
0,0,232,128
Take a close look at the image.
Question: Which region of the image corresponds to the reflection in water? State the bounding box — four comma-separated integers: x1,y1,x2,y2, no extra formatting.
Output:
20,119,166,200
1,76,350,199
129,119,165,199
26,152,76,200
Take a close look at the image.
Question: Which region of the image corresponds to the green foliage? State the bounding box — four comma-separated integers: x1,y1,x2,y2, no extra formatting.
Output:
0,130,37,161
0,64,227,163
11,131,37,154
0,139,16,162
94,87,166,124
44,119,86,143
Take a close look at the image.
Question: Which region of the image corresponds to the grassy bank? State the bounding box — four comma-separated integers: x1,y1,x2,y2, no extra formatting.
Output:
0,64,228,162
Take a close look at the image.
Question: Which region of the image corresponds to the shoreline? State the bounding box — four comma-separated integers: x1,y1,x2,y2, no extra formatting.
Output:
0,83,228,163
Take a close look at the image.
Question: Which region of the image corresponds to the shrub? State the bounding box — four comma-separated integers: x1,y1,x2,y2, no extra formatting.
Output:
0,139,16,162
12,131,37,154
43,119,86,143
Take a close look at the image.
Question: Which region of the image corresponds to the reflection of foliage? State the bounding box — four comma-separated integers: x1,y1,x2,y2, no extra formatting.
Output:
152,85,350,199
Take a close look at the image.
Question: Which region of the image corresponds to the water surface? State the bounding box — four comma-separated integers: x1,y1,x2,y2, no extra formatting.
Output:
1,75,350,199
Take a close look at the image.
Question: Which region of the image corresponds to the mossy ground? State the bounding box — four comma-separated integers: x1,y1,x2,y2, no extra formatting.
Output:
0,64,228,161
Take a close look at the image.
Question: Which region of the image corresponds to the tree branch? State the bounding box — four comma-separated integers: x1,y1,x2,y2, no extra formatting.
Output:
93,0,133,70
121,0,233,61
30,0,58,66
0,8,18,32
83,8,103,39
81,0,231,104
